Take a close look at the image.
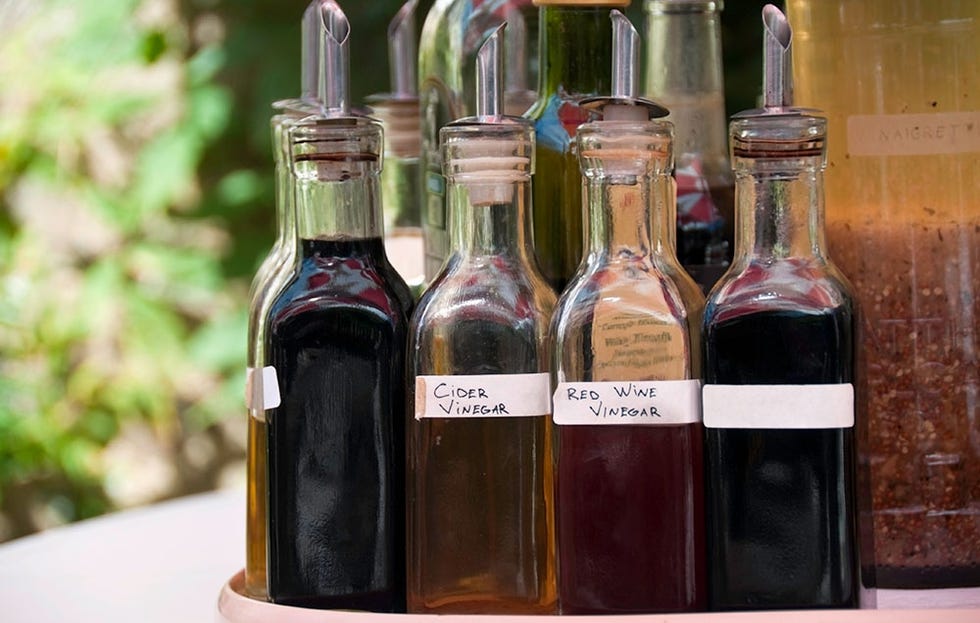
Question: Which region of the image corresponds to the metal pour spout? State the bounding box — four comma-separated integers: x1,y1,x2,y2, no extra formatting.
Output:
388,0,418,98
317,0,351,114
301,1,327,100
476,23,505,119
762,4,793,109
611,10,639,100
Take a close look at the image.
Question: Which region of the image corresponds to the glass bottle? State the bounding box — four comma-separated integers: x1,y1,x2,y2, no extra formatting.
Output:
550,12,705,613
264,6,413,610
419,0,538,280
368,0,425,295
244,0,326,600
551,15,706,613
788,0,980,595
702,7,858,610
644,0,733,292
525,0,628,293
407,27,557,614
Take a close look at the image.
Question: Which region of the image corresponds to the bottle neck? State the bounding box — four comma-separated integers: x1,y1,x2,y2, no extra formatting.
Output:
587,174,675,259
537,7,612,98
292,162,384,244
733,157,827,263
644,1,727,160
448,176,534,260
272,117,294,247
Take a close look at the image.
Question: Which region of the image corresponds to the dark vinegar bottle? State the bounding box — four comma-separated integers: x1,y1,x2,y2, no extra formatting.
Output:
266,112,412,610
702,6,858,611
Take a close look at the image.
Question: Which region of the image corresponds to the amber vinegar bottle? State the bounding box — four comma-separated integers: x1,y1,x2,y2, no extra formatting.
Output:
407,27,557,614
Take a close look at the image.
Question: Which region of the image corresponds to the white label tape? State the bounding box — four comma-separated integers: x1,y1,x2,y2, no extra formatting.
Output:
703,383,854,429
245,366,281,413
415,373,551,419
553,379,701,426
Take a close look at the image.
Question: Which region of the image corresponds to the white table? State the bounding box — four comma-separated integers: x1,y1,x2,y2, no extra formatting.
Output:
0,488,244,622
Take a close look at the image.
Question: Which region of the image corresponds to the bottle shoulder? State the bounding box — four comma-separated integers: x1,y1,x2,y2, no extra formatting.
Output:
704,257,856,327
269,252,411,329
412,259,555,332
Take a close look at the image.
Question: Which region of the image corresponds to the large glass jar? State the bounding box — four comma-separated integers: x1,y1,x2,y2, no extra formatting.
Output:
787,0,980,595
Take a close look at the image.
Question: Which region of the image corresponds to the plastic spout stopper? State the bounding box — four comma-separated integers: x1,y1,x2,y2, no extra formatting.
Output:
388,0,418,98
476,23,506,120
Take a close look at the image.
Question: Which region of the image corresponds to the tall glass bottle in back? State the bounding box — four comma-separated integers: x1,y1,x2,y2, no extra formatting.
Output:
788,1,980,593
551,12,706,614
526,0,628,292
702,7,857,610
244,0,326,600
407,28,556,614
264,5,412,610
419,0,538,279
644,0,733,292
368,0,425,295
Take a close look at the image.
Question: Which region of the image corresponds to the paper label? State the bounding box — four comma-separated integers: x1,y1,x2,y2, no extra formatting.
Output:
702,383,854,429
245,366,281,413
415,373,551,419
847,112,980,156
553,380,701,426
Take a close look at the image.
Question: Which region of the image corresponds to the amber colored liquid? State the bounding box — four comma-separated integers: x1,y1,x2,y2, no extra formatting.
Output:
407,319,556,614
245,416,267,598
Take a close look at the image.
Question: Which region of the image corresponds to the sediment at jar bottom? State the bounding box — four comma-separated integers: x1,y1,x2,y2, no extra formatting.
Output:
827,218,980,588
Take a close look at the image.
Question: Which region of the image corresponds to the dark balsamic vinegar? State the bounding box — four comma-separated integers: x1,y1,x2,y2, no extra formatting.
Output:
267,237,411,611
703,308,858,610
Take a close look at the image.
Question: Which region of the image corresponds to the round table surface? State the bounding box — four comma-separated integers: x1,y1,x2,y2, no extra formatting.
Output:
0,488,243,622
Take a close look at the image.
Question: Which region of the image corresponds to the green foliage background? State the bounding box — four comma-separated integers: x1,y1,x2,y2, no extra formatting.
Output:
0,0,766,540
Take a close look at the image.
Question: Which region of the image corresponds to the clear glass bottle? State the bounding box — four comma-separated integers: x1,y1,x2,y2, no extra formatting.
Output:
644,0,733,292
264,5,413,609
550,12,706,613
418,0,538,279
525,0,628,293
244,0,326,600
407,30,556,613
702,7,858,610
368,0,425,295
788,0,980,594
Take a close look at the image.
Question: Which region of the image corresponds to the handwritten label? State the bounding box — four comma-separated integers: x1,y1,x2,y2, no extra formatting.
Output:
415,373,551,419
553,380,701,426
847,112,980,156
245,366,281,414
703,384,854,429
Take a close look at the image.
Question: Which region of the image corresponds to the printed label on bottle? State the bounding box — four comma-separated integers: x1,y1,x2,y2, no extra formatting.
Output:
553,380,701,426
415,373,551,419
847,112,980,156
702,383,854,429
245,366,281,414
